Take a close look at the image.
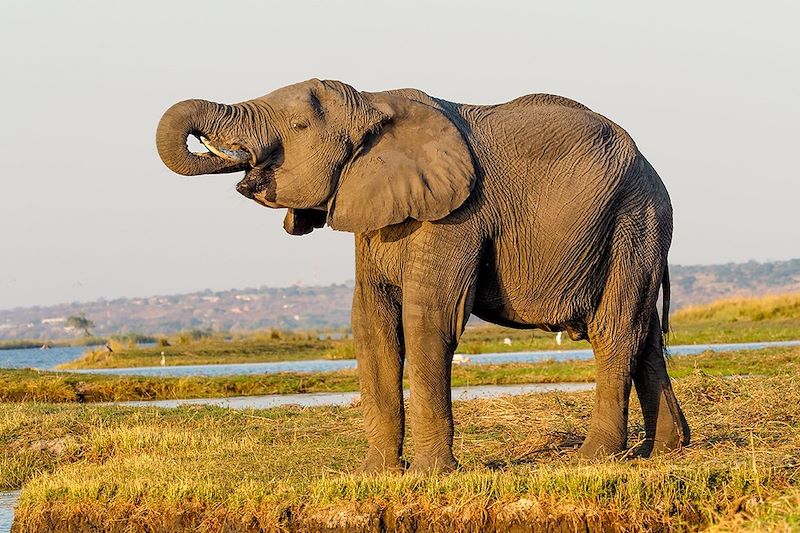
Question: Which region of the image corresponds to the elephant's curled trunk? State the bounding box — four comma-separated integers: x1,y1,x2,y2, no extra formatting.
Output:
156,99,248,176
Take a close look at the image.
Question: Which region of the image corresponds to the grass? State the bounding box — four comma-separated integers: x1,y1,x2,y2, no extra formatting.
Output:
56,293,800,370
667,293,800,347
1,345,798,405
56,333,355,370
3,369,798,531
0,367,359,403
672,293,800,322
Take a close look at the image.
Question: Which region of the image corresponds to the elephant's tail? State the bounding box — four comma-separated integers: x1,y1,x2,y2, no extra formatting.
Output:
661,264,670,335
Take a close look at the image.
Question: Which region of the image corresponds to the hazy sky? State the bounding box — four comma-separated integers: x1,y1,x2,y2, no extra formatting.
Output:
1,1,797,310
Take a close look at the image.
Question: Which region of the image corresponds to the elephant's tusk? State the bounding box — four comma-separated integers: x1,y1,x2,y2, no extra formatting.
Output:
199,136,251,163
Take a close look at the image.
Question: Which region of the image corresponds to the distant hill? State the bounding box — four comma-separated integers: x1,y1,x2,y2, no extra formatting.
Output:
1,259,799,341
669,259,800,309
0,283,355,340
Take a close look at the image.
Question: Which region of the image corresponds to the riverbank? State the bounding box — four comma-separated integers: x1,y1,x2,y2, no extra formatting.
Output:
2,345,798,403
56,334,355,369
57,292,800,370
6,370,798,531
55,318,800,371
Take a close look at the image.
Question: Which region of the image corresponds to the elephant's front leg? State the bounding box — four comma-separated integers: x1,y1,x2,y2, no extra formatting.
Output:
403,250,479,474
353,281,405,473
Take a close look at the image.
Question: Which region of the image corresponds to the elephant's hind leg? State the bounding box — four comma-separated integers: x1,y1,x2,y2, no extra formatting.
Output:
632,311,690,456
579,212,664,458
579,320,644,458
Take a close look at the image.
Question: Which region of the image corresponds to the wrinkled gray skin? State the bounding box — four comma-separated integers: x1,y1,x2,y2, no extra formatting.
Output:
156,79,690,473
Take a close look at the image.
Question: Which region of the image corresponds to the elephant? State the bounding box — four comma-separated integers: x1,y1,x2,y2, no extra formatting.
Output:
156,79,690,473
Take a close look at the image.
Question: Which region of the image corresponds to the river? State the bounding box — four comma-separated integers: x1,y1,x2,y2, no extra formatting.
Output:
1,340,795,377
110,381,596,409
0,492,18,533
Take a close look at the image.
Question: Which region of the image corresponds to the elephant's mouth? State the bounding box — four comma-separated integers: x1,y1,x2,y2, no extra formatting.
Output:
237,165,279,207
235,145,284,206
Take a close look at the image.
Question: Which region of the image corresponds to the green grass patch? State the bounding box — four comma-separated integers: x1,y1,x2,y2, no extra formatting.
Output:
0,367,359,403
57,335,354,370
4,371,798,531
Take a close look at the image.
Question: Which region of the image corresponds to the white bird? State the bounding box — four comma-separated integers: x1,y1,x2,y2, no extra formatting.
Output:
160,352,166,366
452,353,471,365
503,337,512,346
555,331,563,346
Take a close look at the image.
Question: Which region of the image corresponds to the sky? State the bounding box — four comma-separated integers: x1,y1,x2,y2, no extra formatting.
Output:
0,1,798,310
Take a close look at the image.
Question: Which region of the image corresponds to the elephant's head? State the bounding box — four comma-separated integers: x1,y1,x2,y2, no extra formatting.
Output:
156,80,476,235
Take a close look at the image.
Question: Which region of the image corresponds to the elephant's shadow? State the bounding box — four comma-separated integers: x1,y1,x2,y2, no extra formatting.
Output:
482,429,586,470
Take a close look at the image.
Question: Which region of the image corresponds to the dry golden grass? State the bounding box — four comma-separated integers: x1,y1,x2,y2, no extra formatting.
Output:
672,293,800,323
4,369,799,532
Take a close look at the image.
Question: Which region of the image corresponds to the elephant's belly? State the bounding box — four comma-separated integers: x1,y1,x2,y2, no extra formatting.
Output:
471,306,553,331
472,296,588,340
472,273,552,329
472,251,592,339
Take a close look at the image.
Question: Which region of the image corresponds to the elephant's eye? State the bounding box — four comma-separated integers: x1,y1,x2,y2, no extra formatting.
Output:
291,118,309,130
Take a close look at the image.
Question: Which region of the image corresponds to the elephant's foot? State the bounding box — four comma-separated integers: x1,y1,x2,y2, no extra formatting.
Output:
408,451,459,475
357,449,404,475
577,428,626,459
629,420,689,459
630,424,688,459
629,439,654,458
651,401,690,455
637,385,690,457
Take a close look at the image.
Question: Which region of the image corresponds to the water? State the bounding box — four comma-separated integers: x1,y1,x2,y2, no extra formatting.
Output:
0,345,88,370
467,340,800,365
111,381,596,409
64,340,800,377
0,492,18,533
76,358,357,377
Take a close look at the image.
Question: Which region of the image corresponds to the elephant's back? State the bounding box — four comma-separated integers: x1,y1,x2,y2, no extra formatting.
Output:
499,93,591,112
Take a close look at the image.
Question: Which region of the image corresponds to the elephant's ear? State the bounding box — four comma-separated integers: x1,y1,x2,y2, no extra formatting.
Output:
327,94,476,234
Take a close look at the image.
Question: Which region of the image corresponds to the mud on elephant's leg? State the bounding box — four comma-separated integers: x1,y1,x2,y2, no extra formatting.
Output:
633,311,690,457
353,281,406,474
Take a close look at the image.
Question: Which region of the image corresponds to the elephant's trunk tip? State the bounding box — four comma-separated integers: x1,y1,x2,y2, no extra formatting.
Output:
156,99,243,176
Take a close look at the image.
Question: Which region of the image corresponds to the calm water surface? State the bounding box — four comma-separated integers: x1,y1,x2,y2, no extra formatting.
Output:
0,492,18,533
0,346,88,370
111,381,596,409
